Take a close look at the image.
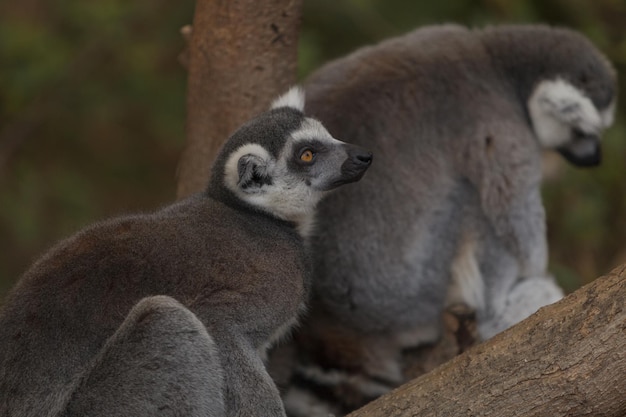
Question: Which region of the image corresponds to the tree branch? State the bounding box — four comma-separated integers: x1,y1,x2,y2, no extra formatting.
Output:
349,265,626,417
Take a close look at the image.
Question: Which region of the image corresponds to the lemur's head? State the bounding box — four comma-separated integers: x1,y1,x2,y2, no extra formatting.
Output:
208,87,372,237
521,28,617,167
528,76,615,167
481,26,616,167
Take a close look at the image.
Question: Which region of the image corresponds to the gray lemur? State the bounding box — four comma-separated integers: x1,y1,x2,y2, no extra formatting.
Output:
279,25,617,416
0,87,372,417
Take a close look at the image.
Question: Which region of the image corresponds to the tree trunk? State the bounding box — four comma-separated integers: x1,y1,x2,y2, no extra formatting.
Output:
348,264,626,417
177,0,303,199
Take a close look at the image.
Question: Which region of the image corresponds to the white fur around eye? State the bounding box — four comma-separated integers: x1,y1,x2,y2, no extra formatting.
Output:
291,118,343,146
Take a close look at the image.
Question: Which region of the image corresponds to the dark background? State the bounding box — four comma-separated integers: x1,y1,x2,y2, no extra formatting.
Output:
1,0,625,300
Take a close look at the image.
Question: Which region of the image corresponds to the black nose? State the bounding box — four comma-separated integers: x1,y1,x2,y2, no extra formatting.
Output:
557,132,602,168
340,145,373,181
348,147,373,167
354,151,373,166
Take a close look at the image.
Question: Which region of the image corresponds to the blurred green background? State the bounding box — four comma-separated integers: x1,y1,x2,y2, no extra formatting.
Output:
1,0,625,300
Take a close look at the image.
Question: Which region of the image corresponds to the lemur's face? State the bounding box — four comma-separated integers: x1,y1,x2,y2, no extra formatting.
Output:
528,78,615,167
286,118,372,191
222,88,372,234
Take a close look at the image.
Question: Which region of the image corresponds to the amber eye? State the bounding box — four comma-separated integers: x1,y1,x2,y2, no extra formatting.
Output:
300,149,314,162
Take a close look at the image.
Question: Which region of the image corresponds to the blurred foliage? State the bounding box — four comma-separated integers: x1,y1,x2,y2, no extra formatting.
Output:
1,0,625,300
0,0,193,296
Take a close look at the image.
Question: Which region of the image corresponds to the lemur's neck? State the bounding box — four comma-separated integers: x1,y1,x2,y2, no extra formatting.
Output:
204,185,305,238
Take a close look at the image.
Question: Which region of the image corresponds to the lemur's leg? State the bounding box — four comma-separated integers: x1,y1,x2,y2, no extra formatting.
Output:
478,275,563,339
62,295,225,417
209,328,287,417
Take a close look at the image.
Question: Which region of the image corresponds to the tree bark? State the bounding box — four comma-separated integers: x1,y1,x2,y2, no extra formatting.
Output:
177,0,303,199
349,264,626,417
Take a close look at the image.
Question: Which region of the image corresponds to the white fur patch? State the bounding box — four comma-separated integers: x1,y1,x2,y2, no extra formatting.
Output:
222,116,348,240
271,86,305,112
528,78,602,149
478,276,564,339
295,215,317,240
447,236,485,312
291,118,340,145
258,155,321,228
287,118,346,238
223,141,323,238
600,99,616,128
223,143,273,194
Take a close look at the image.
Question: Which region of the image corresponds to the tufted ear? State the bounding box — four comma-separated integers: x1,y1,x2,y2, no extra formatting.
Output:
237,154,273,192
271,86,305,112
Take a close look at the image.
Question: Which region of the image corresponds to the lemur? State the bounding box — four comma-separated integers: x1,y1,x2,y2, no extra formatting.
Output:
0,87,372,417
277,25,617,416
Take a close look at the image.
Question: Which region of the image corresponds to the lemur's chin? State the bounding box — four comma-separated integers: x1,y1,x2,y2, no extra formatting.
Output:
557,134,601,167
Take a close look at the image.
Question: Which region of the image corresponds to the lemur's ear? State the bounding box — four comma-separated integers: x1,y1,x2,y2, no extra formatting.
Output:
271,86,305,112
237,154,272,191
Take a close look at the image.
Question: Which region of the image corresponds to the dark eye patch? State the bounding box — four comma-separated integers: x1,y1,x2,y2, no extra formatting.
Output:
289,139,331,171
293,139,329,159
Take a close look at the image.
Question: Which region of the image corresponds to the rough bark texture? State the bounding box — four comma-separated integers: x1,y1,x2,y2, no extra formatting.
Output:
177,0,303,199
349,264,626,417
